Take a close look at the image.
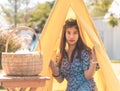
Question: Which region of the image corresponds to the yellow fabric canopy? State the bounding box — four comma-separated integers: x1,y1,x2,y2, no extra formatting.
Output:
35,0,120,91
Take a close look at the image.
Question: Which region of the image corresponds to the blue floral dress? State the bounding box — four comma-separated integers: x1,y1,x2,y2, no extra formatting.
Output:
60,50,96,91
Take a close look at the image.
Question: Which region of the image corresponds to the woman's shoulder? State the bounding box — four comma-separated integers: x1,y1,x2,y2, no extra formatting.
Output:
81,48,91,59
81,48,91,54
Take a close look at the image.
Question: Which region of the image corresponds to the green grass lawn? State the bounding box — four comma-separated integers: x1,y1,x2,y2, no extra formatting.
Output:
0,70,5,91
111,60,120,63
0,87,5,91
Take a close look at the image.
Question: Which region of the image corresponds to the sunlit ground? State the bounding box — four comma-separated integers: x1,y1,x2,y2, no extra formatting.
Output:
111,60,120,80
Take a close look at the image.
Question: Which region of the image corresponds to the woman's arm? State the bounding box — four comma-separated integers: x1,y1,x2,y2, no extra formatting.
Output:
49,60,64,83
84,47,97,80
84,61,97,80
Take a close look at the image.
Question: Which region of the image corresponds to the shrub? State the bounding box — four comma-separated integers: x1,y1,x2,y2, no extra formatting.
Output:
0,29,21,69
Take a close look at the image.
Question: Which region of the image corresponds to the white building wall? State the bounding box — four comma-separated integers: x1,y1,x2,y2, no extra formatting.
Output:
113,27,120,59
104,28,113,59
92,17,120,60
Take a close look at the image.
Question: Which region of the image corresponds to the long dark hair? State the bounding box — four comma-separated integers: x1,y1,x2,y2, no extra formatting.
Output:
59,18,91,66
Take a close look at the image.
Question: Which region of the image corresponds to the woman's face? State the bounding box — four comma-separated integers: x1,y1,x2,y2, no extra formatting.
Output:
65,26,79,46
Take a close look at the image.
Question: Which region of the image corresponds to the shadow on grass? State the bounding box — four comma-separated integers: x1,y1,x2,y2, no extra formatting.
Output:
0,86,4,89
0,69,5,90
111,60,120,63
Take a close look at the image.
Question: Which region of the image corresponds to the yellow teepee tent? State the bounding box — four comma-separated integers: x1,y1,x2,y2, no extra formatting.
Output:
35,0,120,91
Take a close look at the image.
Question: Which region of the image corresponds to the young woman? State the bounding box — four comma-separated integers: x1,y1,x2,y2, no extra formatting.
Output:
50,18,98,91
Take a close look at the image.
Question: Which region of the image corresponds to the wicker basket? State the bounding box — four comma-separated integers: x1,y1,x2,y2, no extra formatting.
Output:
2,26,43,76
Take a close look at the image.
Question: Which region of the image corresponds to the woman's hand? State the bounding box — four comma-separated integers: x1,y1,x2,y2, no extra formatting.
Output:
49,60,59,76
91,47,97,64
84,47,98,80
49,60,64,83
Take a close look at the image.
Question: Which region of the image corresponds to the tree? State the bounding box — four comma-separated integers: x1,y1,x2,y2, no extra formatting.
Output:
0,0,31,27
104,0,120,27
28,1,54,33
85,0,113,17
19,0,32,26
0,0,54,33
